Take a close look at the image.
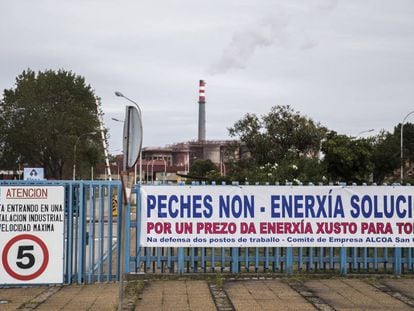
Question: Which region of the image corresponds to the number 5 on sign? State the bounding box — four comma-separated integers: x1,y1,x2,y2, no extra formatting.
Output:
16,245,36,269
0,234,60,284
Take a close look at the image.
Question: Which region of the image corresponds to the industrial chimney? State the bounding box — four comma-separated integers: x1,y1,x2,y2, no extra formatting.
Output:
198,79,206,142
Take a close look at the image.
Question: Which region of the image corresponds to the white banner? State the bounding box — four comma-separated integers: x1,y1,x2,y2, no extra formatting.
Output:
0,186,65,284
140,185,414,247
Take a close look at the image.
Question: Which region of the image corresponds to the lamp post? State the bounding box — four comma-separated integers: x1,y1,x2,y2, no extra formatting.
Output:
73,132,96,180
401,111,414,183
115,91,143,184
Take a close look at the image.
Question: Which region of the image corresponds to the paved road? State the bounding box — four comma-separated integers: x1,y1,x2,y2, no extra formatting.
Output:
2,276,414,310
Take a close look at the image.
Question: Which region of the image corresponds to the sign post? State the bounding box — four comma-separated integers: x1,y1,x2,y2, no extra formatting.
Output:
0,186,64,284
119,105,142,310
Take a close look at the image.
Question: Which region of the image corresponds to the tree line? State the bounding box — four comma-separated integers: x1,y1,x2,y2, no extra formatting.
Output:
192,105,413,185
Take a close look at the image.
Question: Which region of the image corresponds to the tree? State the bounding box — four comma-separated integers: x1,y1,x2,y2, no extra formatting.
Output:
0,69,103,179
189,159,218,180
227,105,327,183
371,130,399,184
229,105,327,165
321,131,373,183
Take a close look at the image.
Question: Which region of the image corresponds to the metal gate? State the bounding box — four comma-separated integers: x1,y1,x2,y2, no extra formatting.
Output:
0,180,123,284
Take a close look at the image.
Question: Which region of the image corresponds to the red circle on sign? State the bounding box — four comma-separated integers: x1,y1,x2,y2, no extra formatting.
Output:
2,234,49,281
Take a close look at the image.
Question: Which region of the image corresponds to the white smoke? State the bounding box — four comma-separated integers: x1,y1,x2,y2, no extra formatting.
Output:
208,0,337,75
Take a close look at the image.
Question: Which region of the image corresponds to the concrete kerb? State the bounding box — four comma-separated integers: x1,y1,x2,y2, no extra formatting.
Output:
125,271,414,282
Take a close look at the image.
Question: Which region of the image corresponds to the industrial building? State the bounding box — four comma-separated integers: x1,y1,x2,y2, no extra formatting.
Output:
138,80,240,183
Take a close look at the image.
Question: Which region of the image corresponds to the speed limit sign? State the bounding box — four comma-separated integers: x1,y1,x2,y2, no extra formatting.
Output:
0,186,64,284
2,234,49,281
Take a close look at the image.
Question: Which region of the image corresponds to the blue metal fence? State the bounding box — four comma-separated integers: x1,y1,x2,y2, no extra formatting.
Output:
130,184,412,277
0,180,123,284
1,180,412,284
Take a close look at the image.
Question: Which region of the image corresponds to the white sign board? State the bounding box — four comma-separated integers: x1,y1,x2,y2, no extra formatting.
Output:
0,186,64,284
23,168,44,180
141,185,414,248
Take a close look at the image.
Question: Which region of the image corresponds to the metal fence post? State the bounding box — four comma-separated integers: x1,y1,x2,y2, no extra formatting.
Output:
340,247,347,276
286,247,293,275
178,247,185,274
394,247,402,276
231,248,239,273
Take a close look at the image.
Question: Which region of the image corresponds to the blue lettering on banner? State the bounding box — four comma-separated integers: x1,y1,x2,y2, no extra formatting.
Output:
146,195,213,218
270,194,345,218
350,195,413,219
218,195,254,218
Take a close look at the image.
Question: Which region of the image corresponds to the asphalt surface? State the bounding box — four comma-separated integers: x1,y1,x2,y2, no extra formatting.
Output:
2,276,414,310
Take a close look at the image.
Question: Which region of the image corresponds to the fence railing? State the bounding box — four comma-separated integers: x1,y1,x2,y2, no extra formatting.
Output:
1,180,412,284
0,180,123,284
130,184,412,277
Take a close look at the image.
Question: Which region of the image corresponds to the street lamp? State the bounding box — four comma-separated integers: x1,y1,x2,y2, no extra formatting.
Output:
401,111,414,183
115,91,143,184
73,132,96,180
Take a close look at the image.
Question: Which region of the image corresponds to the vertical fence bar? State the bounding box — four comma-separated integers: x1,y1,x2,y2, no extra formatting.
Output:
157,247,162,270
201,247,206,272
373,248,378,272
167,248,172,272
231,247,239,273
298,247,303,271
87,185,95,283
363,247,368,271
125,201,131,273
107,185,114,281
98,185,105,282
243,248,248,272
116,189,123,280
274,247,280,271
255,248,259,272
308,247,314,270
77,183,86,283
329,248,334,270
286,247,293,275
221,248,226,272
264,247,269,271
211,248,216,272
340,247,347,276
178,247,185,274
66,184,74,283
394,247,402,275
136,185,142,272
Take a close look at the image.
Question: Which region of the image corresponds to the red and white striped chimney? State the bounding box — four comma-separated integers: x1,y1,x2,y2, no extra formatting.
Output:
198,79,206,103
198,80,206,142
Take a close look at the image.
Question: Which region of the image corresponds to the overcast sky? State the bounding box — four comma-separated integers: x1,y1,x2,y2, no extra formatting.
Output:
1,0,414,152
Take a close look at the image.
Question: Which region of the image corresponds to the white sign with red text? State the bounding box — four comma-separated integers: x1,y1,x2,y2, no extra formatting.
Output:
140,185,414,248
0,186,64,284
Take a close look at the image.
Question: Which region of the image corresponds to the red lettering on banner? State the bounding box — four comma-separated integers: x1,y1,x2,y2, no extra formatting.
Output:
175,222,193,234
259,222,313,234
147,222,172,234
396,222,414,234
316,222,357,234
240,222,256,234
196,222,237,234
361,222,392,234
